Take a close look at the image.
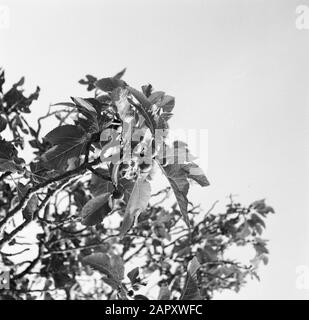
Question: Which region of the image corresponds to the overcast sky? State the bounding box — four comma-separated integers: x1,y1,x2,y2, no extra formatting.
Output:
1,0,308,299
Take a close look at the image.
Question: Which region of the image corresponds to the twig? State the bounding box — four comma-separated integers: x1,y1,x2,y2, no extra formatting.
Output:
0,185,60,248
87,166,112,181
124,244,146,263
44,234,119,257
13,246,43,280
0,248,30,256
0,158,101,231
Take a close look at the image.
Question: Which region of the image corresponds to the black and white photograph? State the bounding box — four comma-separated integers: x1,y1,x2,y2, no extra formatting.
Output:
0,0,308,306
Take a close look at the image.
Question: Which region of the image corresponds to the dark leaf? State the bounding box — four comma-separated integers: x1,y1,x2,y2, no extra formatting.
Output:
182,163,210,187
79,75,97,91
17,182,30,200
44,125,85,146
113,68,126,80
250,213,266,228
71,97,97,114
95,78,126,92
148,91,165,105
157,95,175,112
82,253,123,289
253,240,269,255
42,125,87,172
110,254,125,281
128,86,152,110
0,116,7,132
0,139,25,173
119,176,151,236
158,284,171,300
128,87,156,134
86,75,97,82
141,84,152,97
119,178,135,203
250,199,275,215
134,294,149,300
89,168,114,196
22,194,39,221
181,257,201,300
83,253,113,277
81,193,111,226
127,267,139,284
13,77,25,88
162,164,190,226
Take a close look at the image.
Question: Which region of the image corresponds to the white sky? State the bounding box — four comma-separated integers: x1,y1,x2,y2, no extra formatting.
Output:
1,0,308,299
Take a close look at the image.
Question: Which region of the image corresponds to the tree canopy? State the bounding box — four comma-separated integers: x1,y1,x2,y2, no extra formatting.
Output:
0,69,274,300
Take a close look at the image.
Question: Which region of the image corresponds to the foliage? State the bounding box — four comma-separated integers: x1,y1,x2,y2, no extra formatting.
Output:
0,68,274,300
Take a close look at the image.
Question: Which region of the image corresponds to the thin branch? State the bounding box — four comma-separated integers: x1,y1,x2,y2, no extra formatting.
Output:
13,246,43,280
87,166,112,181
44,234,119,257
124,244,146,263
0,158,100,231
0,185,59,248
0,248,30,256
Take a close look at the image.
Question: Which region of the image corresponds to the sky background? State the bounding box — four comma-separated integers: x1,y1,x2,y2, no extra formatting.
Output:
1,0,308,299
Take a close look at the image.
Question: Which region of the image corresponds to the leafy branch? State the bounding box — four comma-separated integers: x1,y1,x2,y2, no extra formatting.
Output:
0,69,275,300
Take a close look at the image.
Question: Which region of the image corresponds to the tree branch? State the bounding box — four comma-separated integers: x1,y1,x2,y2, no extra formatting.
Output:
0,158,101,230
